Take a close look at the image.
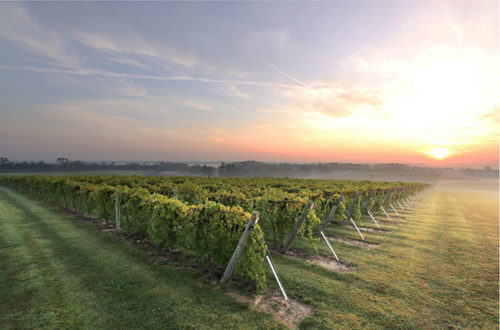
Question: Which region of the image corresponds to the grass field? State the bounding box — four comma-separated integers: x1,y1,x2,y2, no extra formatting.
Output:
0,182,498,329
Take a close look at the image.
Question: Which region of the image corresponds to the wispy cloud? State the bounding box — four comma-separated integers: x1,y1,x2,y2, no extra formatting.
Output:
109,56,150,69
480,107,500,124
173,99,214,112
105,79,149,97
0,3,80,68
0,64,301,89
72,29,243,74
276,81,383,117
0,1,498,165
209,84,252,100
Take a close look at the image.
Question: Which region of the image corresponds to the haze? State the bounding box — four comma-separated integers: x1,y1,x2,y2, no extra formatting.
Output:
0,2,498,167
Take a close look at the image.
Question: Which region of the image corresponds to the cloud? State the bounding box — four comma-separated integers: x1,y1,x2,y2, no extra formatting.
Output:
72,30,162,59
227,85,251,99
109,56,150,69
0,3,80,68
45,98,171,124
209,84,252,100
480,107,500,124
0,64,300,90
73,29,198,68
105,79,149,97
173,99,214,112
72,29,240,74
280,81,382,117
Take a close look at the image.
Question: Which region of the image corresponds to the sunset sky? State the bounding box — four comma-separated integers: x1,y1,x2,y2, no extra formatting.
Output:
0,2,498,167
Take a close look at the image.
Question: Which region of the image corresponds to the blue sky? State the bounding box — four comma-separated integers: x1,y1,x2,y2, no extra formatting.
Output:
0,2,498,165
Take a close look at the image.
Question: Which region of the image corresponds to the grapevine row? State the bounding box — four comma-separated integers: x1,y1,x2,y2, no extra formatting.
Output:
0,175,428,292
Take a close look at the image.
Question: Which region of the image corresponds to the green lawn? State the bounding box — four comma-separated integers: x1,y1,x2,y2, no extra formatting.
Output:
0,187,281,329
0,186,498,329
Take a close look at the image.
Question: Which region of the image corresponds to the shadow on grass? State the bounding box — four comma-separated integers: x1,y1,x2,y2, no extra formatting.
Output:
0,188,282,329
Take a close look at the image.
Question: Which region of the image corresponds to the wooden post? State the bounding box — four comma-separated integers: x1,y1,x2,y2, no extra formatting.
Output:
400,190,408,207
320,196,343,231
369,191,382,212
364,191,382,228
344,191,365,239
361,190,374,212
221,211,260,285
283,201,314,252
174,185,178,200
382,190,392,205
115,191,121,232
393,189,401,204
347,191,362,216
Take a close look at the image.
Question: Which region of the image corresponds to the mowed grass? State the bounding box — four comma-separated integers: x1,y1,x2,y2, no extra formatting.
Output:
0,185,498,329
0,187,282,329
278,188,499,328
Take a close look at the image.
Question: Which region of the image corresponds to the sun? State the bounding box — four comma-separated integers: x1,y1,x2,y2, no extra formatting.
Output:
427,147,451,160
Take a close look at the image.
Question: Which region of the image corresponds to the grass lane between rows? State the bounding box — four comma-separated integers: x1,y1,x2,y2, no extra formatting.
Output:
0,186,498,329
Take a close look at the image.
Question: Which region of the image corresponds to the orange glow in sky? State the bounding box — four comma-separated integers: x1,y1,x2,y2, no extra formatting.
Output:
0,2,498,166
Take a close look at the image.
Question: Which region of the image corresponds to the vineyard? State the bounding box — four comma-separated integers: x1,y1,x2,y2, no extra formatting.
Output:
0,175,427,297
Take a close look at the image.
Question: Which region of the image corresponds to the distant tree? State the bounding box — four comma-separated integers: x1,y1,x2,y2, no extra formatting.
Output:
57,157,69,165
0,157,9,165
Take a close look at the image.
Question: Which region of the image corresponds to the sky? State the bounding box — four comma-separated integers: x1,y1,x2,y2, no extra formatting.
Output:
0,1,498,167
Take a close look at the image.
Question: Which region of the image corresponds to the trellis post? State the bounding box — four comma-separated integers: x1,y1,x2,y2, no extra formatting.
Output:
320,196,344,231
390,202,400,216
221,211,260,284
360,190,374,212
283,201,314,252
381,206,392,221
115,190,121,232
369,191,382,213
318,196,343,260
403,198,410,207
379,190,393,221
361,190,381,229
345,192,365,240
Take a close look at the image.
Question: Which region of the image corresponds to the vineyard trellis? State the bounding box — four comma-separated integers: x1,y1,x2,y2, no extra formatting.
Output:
0,175,428,293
